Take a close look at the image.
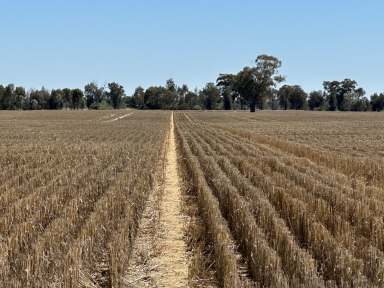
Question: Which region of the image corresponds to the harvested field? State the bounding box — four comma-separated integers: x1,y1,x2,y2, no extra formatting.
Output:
0,110,170,287
1,109,384,287
175,110,384,288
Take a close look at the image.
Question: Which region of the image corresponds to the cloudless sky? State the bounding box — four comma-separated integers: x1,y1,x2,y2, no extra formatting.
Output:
1,0,383,96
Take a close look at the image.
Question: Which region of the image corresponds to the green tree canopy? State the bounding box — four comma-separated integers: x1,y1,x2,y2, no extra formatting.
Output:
71,88,84,109
278,85,307,110
231,55,285,112
323,79,364,111
107,82,125,109
217,74,237,110
200,83,221,110
84,82,104,109
132,86,145,109
371,93,384,111
308,91,325,110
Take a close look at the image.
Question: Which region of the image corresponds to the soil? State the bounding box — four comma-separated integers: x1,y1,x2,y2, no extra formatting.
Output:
124,112,188,287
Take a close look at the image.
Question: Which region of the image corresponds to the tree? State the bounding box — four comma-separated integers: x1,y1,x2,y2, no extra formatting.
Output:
71,89,84,109
288,86,307,110
29,90,41,110
29,87,50,109
162,79,178,109
144,86,164,109
351,97,370,111
323,81,339,111
62,88,72,109
278,85,307,110
165,79,177,93
348,87,366,111
234,67,257,110
177,84,189,109
184,90,199,109
234,55,284,112
267,88,279,110
217,74,237,110
14,87,26,110
30,99,39,110
200,83,220,110
339,79,358,111
323,79,363,111
0,85,5,109
132,86,145,109
107,82,125,109
3,84,15,109
278,85,290,110
371,93,384,111
49,89,63,109
308,91,325,110
84,82,104,109
221,89,232,110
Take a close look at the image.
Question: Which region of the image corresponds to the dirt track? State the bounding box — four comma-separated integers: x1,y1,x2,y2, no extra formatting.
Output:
124,112,188,287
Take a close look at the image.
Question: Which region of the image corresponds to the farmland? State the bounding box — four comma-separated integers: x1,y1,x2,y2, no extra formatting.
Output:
176,111,384,287
1,110,384,287
0,110,170,287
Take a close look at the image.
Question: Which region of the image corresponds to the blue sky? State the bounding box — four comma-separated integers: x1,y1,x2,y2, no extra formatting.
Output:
0,0,383,96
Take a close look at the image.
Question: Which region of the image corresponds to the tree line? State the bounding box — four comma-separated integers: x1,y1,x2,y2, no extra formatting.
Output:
0,82,125,110
1,55,384,112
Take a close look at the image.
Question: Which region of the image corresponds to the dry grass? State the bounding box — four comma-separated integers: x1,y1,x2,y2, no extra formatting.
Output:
175,110,384,287
0,110,169,287
2,109,384,287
